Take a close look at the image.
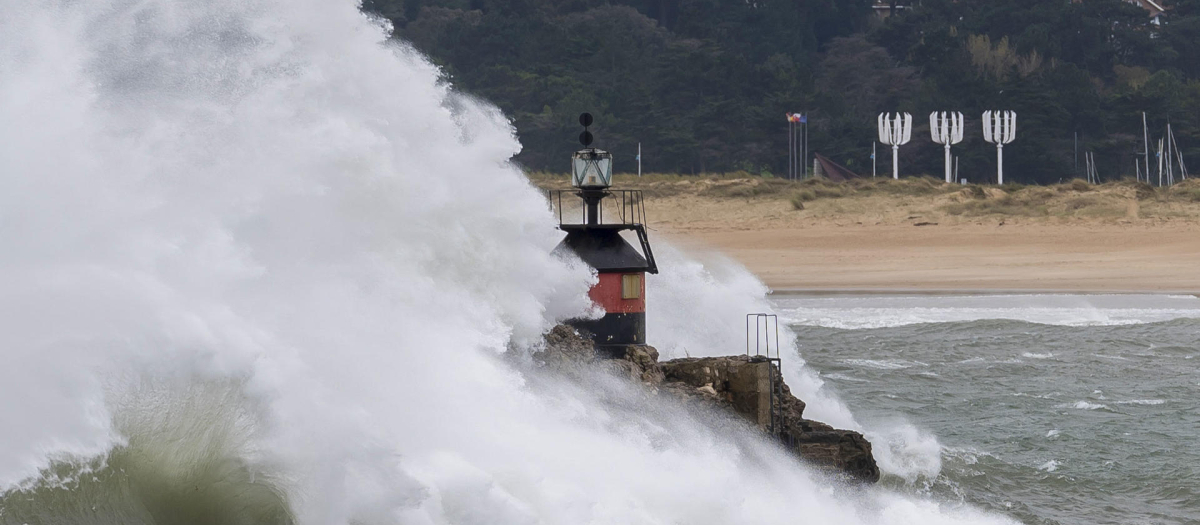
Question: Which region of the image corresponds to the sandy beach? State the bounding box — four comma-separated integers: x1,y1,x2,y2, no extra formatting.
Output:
662,223,1200,293
534,175,1200,293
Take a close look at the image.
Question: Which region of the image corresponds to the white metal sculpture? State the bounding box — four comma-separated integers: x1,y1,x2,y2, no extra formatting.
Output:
878,112,912,179
930,112,964,183
982,111,1017,184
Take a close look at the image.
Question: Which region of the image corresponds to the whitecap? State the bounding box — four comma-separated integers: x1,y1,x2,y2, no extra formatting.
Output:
1022,352,1053,359
1092,354,1130,361
841,358,926,370
822,372,870,383
770,294,1200,329
1038,460,1059,472
1012,391,1060,400
864,423,943,482
1115,399,1165,405
943,446,997,466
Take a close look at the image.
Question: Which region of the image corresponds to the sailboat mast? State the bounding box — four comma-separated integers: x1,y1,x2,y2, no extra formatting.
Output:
1173,128,1188,180
1143,112,1150,184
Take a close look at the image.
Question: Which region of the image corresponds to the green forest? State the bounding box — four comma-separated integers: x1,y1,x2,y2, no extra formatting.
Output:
362,0,1200,184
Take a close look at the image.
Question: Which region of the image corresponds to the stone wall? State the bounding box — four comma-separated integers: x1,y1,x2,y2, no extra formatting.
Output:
536,325,880,483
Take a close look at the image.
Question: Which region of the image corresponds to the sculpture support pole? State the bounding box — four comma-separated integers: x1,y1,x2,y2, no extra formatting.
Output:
997,143,1004,185
892,144,899,179
944,143,952,183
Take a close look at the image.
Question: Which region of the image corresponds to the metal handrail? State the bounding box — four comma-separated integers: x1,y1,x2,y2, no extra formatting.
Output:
746,313,779,359
545,189,647,227
746,313,786,437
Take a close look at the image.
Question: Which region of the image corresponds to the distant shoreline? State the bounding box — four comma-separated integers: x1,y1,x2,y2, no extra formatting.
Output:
532,175,1200,294
769,288,1200,297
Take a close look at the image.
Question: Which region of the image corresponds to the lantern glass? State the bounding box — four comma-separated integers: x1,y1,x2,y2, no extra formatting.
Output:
572,149,612,188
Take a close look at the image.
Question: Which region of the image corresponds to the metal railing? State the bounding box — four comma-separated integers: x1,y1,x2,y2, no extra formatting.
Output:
746,313,779,359
545,189,647,227
746,313,787,439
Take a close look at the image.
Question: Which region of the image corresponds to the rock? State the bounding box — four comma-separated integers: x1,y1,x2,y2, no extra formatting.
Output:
532,324,597,377
783,422,879,483
621,344,665,384
660,355,878,482
660,355,786,426
535,325,664,384
538,325,879,483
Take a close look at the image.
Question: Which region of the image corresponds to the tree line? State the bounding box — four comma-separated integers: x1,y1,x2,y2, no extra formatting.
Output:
362,0,1200,184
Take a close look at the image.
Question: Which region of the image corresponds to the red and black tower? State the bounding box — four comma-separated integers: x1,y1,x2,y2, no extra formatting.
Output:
551,114,657,355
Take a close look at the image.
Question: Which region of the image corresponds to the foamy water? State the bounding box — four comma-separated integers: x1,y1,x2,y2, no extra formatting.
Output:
783,294,1200,524
774,294,1200,329
0,1,1015,524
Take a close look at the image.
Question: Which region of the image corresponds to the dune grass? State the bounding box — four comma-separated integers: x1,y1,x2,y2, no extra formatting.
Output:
526,170,1200,221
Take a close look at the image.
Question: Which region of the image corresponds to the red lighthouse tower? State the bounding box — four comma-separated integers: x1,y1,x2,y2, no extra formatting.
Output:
551,114,657,355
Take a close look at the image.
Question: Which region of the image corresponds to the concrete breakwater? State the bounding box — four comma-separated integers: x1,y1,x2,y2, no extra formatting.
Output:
537,325,879,483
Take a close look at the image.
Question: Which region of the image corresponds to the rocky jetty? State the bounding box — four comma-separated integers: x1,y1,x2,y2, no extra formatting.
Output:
537,325,880,483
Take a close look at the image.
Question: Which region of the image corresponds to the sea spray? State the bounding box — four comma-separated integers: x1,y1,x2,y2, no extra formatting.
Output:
648,245,945,480
0,0,1014,523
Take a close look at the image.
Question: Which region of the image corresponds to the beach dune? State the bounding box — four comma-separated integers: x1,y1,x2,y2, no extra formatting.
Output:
534,174,1200,293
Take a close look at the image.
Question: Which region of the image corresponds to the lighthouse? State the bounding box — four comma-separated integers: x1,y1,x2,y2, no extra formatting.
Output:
551,114,658,355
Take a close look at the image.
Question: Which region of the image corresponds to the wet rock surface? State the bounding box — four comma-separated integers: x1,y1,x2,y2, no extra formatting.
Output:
537,325,880,483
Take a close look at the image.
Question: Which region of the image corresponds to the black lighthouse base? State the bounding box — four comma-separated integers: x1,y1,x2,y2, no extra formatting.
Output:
568,312,645,357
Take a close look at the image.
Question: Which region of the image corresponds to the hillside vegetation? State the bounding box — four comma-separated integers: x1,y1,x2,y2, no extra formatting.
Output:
366,0,1200,184
529,173,1200,225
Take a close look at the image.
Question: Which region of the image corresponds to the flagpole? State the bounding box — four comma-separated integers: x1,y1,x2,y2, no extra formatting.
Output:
637,142,642,177
802,113,808,179
792,119,797,179
787,116,794,180
1143,112,1150,184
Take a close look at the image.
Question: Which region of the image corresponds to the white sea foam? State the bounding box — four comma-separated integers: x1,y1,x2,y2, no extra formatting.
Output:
944,446,998,466
1012,391,1061,400
1115,399,1165,405
1093,354,1132,361
648,244,859,429
1038,460,1059,472
1065,401,1109,411
865,422,944,482
0,1,1020,523
823,372,872,383
773,294,1200,329
842,358,928,370
1022,352,1054,359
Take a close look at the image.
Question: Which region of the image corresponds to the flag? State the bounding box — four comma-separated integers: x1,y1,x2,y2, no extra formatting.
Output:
786,113,801,122
799,114,807,124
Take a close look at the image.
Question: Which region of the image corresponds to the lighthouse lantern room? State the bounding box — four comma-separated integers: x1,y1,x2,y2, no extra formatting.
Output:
551,114,658,355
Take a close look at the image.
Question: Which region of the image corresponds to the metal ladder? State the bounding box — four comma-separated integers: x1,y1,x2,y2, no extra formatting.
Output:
746,313,786,438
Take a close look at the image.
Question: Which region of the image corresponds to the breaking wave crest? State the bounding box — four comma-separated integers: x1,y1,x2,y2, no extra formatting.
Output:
0,0,1015,523
3,379,294,525
775,294,1200,329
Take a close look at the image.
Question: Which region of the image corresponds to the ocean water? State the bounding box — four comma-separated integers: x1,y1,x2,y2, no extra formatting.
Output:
773,294,1200,525
0,0,1026,524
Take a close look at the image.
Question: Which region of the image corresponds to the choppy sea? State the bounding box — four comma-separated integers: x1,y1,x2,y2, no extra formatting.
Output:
772,293,1200,525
